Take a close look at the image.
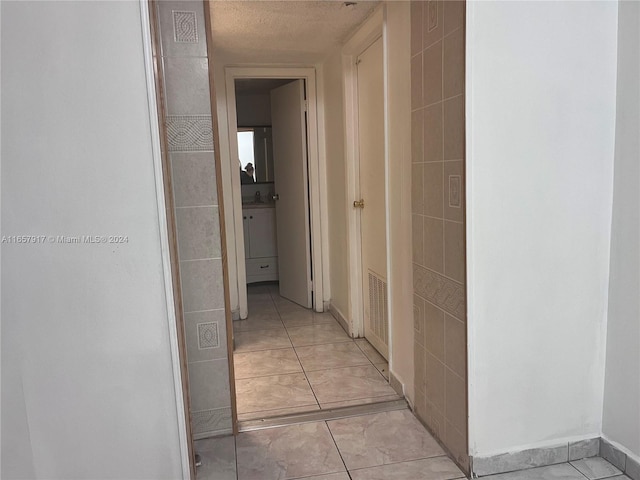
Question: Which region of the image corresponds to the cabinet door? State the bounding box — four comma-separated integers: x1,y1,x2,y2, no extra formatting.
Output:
247,209,277,258
243,214,250,259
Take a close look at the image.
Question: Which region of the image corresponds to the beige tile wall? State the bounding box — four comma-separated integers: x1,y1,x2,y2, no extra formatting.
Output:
411,0,468,472
154,0,232,438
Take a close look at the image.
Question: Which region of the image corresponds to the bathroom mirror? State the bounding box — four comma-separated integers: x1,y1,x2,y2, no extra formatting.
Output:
237,127,274,183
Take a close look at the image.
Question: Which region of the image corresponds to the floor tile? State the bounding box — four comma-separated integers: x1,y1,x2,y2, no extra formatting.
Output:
295,342,370,371
281,310,338,327
571,457,622,479
247,285,271,295
327,409,444,470
237,404,320,422
248,297,277,310
235,373,318,414
234,348,302,379
355,338,387,364
290,474,350,480
234,328,291,353
349,456,465,480
375,362,389,380
233,312,284,332
481,463,588,479
236,422,346,480
320,394,401,409
287,323,352,347
306,364,396,405
194,435,236,480
273,297,306,311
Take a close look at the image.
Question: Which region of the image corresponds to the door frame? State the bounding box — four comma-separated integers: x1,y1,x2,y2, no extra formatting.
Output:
223,67,325,317
342,8,391,347
141,0,194,477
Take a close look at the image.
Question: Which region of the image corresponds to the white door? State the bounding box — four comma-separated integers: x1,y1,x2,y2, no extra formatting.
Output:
271,80,312,308
357,37,388,359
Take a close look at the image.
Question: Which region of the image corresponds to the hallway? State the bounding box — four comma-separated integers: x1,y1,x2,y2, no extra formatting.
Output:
196,408,461,480
195,408,632,480
233,284,399,420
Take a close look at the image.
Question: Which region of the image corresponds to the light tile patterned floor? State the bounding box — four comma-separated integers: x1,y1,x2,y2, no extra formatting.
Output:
195,420,633,480
196,409,465,480
233,283,398,420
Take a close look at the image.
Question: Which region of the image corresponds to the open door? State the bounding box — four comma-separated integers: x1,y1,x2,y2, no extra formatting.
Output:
356,37,389,360
271,80,313,308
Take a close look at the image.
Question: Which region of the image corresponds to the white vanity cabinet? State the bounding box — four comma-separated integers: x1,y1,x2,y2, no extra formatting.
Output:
243,206,278,283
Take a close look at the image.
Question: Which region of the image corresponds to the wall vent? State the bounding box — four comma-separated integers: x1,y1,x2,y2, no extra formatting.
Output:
368,270,389,347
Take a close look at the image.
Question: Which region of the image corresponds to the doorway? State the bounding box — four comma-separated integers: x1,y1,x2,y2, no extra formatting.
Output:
224,69,398,424
355,35,390,360
234,77,312,309
222,67,326,320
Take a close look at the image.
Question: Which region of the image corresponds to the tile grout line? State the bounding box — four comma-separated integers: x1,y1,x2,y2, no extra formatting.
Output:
270,288,323,412
324,418,354,479
242,288,396,421
233,433,239,480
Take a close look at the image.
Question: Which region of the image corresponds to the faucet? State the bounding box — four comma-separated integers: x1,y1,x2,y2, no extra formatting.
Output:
254,190,262,203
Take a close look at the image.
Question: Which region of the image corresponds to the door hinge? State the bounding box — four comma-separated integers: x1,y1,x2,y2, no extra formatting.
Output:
304,100,308,112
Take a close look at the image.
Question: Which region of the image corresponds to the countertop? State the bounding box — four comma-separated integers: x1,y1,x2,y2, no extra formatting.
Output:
242,202,275,209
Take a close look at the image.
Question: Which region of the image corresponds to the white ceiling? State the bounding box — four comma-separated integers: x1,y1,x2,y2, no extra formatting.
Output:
210,1,380,64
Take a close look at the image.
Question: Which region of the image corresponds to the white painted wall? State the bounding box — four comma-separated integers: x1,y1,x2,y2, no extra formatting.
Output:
602,0,640,460
321,50,350,318
466,0,619,456
384,1,414,401
1,1,185,477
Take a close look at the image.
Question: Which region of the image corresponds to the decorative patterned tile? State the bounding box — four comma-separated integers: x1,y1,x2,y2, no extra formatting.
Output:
191,407,232,435
185,310,227,362
413,264,465,320
197,322,219,349
166,115,213,152
173,10,198,43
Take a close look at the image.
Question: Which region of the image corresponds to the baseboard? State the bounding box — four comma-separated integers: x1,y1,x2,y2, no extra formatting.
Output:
470,437,599,477
471,437,640,479
389,371,404,397
329,302,350,335
600,437,640,480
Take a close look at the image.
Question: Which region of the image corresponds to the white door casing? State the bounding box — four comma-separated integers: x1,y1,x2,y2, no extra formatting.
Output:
271,80,313,308
356,36,389,359
222,67,325,318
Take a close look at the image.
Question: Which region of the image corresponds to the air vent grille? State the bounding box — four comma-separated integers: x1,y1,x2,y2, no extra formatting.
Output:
368,270,388,346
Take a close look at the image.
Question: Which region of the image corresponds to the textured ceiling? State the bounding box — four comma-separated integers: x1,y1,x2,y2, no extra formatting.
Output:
210,1,379,64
